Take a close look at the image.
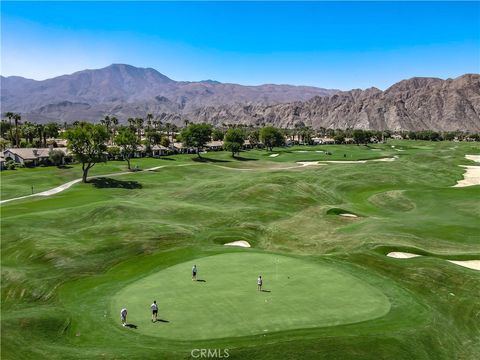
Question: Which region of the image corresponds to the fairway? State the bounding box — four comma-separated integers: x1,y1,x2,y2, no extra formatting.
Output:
2,141,480,359
111,252,391,340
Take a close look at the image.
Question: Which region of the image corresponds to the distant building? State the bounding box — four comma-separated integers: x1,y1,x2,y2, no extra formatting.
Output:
312,137,335,144
205,140,224,151
172,142,196,154
3,147,71,166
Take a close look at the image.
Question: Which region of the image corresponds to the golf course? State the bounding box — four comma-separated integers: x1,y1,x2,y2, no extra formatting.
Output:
1,140,480,359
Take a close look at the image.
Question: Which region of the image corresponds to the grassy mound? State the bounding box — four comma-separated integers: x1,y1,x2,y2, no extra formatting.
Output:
2,141,480,359
368,190,415,212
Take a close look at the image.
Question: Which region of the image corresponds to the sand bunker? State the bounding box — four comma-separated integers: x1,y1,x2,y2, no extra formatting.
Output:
269,154,279,157
465,155,480,162
387,252,421,259
339,213,358,218
371,156,398,162
224,241,251,248
447,260,480,271
453,155,480,187
296,161,326,167
387,252,480,270
321,160,367,163
294,157,396,167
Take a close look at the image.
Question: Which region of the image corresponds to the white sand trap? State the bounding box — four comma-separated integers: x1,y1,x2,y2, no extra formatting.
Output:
299,157,396,166
447,260,480,271
387,252,480,270
454,166,480,187
453,155,480,187
371,156,398,162
321,160,368,164
466,155,480,162
387,252,422,259
294,150,309,153
339,213,357,218
296,161,327,167
269,154,279,157
224,240,251,248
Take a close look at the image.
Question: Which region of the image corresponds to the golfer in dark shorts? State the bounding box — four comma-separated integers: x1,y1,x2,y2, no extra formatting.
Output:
151,300,158,322
192,265,197,281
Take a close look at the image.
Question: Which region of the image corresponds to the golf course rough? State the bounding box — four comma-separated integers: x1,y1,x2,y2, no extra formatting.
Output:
111,252,391,340
2,141,480,359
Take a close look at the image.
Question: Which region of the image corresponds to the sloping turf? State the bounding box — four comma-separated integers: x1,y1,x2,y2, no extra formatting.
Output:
111,252,390,339
1,141,479,359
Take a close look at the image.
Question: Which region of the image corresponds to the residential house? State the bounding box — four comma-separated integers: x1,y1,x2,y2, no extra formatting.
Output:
3,147,71,166
205,140,224,151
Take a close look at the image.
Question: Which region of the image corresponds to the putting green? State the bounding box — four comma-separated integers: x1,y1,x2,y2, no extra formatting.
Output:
111,252,391,340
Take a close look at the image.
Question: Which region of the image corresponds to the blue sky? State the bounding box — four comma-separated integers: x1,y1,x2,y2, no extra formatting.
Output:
1,1,479,90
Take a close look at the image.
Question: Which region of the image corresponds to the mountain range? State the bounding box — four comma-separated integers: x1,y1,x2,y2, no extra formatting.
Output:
1,64,479,131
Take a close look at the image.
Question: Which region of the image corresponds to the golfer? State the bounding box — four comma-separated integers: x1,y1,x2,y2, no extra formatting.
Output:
192,265,197,281
151,301,158,322
120,308,128,326
257,275,263,291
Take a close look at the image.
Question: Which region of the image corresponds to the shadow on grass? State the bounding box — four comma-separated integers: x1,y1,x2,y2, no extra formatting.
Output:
125,323,138,329
155,319,170,323
261,289,271,293
196,279,206,282
192,157,230,163
57,165,73,169
90,177,142,189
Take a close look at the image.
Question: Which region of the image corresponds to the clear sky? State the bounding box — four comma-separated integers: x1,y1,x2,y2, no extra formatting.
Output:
1,1,479,90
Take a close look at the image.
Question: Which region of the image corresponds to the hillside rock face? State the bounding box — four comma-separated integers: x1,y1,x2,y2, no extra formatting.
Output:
1,64,479,131
172,74,480,131
1,64,335,122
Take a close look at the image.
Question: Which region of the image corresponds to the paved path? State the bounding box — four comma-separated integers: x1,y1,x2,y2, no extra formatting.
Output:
0,165,173,205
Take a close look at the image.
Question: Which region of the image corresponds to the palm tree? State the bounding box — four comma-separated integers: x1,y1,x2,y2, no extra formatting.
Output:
164,122,171,142
23,122,37,145
101,116,111,142
146,113,153,131
110,116,119,144
135,117,144,141
127,117,136,130
36,124,45,147
13,113,21,148
5,112,14,146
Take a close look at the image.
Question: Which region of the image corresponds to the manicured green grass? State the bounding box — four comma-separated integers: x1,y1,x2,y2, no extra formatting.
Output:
0,156,191,200
111,252,390,340
1,140,479,359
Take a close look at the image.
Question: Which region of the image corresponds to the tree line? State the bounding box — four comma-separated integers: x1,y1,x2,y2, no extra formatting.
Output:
2,112,479,179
